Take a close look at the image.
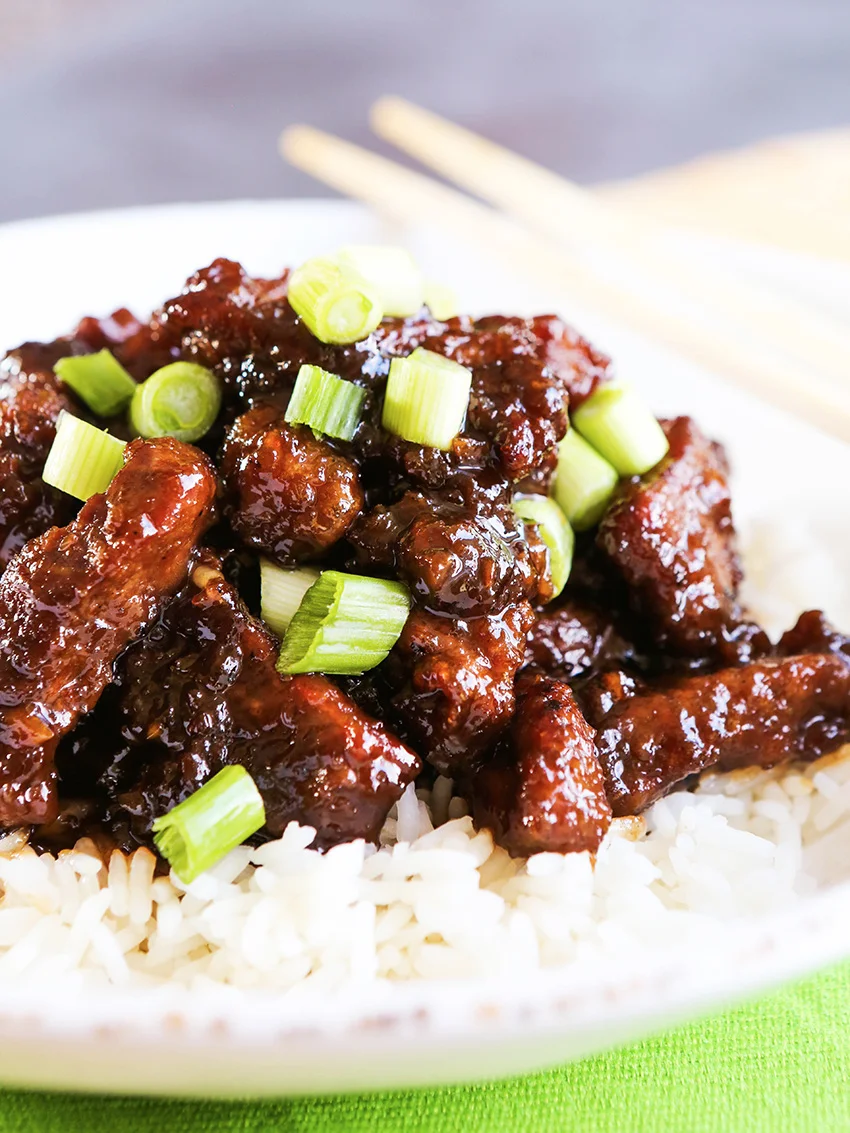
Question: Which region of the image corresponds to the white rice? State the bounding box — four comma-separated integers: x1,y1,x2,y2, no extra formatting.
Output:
0,524,847,1007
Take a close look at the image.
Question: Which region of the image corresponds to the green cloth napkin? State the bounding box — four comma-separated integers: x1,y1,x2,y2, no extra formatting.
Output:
2,961,849,1133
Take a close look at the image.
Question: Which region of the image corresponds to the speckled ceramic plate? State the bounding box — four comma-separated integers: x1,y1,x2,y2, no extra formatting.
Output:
0,200,849,1097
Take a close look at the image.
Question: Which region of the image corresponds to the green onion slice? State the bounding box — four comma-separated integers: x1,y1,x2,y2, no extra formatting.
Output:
54,349,136,417
512,494,575,599
277,570,410,675
284,364,366,441
42,411,126,501
288,256,383,344
423,280,459,322
554,428,619,531
130,362,222,444
572,384,669,476
382,347,472,451
336,245,424,318
260,559,321,637
152,766,266,884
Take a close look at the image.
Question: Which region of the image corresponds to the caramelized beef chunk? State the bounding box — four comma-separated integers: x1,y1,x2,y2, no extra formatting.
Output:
596,652,850,815
386,602,534,775
598,417,744,659
0,313,155,569
350,470,551,616
110,558,420,848
0,438,217,825
220,405,364,563
469,672,611,856
778,609,850,660
524,596,639,679
0,343,78,570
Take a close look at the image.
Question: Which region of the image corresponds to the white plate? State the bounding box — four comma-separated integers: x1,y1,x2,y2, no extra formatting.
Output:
1,200,849,1098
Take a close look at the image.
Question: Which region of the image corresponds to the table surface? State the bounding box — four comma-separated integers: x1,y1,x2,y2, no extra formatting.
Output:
0,0,848,223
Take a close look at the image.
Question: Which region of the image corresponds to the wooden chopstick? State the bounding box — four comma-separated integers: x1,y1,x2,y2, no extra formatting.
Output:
369,97,850,387
280,125,850,446
598,130,850,263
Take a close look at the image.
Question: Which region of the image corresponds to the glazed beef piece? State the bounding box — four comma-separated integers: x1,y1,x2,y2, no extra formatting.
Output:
110,558,420,848
598,416,745,659
0,438,217,826
778,609,850,660
524,596,638,679
0,342,78,570
469,672,611,856
386,602,534,775
220,405,364,563
0,312,156,570
350,479,550,616
595,652,850,816
447,316,607,482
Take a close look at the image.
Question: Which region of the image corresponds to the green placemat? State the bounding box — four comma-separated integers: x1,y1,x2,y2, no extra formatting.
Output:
3,961,849,1133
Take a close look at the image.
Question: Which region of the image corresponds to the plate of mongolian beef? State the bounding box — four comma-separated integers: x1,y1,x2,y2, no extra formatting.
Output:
0,200,849,1096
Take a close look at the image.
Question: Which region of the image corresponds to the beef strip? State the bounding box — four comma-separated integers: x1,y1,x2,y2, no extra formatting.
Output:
449,315,608,482
524,595,639,679
0,342,79,570
109,556,420,848
349,476,551,616
595,652,850,815
597,416,746,659
0,311,155,570
469,671,611,855
0,437,217,825
778,609,850,660
220,404,364,563
385,601,535,775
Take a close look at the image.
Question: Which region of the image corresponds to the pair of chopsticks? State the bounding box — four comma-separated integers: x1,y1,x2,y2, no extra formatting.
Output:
281,98,850,445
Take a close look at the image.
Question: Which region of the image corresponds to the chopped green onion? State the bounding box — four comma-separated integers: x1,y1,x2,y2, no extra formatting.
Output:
512,494,575,598
423,280,459,321
284,364,366,441
572,384,669,476
277,570,410,676
288,256,383,344
54,349,136,417
335,245,424,318
42,411,126,501
554,428,619,531
260,559,321,637
130,362,222,444
152,766,265,884
382,347,472,451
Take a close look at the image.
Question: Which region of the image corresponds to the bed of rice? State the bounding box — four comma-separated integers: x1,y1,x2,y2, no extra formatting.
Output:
0,525,847,1006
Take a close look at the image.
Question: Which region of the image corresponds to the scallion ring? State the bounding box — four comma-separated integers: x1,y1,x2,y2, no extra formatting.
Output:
276,570,410,676
152,766,266,884
42,411,126,501
129,362,222,444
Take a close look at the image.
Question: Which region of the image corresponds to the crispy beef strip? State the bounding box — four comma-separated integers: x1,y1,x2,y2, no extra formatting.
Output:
597,416,764,662
594,650,850,816
469,671,611,856
349,473,551,617
0,438,217,826
524,596,640,680
384,602,535,776
220,405,364,563
0,311,155,571
107,556,420,848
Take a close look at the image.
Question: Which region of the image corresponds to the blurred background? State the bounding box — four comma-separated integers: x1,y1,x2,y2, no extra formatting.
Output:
0,0,848,223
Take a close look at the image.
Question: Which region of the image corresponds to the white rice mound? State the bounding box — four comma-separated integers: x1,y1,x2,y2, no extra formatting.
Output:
0,753,849,1002
0,524,848,1013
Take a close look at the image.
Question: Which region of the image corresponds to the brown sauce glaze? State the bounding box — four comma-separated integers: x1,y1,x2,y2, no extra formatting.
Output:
0,438,216,825
1,255,848,863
